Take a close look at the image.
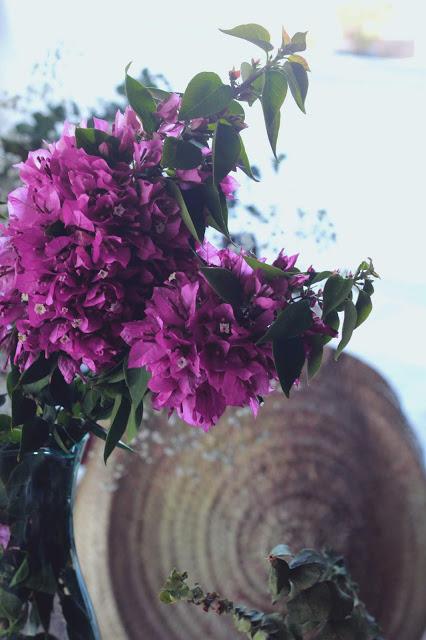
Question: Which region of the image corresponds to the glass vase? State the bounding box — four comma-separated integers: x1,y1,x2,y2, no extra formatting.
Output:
0,437,100,639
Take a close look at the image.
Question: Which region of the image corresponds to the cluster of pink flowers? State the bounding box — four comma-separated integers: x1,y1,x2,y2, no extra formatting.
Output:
0,96,235,383
0,91,334,429
121,245,334,428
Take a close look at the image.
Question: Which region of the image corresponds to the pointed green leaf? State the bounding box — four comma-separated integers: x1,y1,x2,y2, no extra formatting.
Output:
203,181,229,235
212,120,241,184
322,276,353,317
261,69,288,157
87,421,134,453
75,127,118,156
125,69,157,133
309,270,334,285
161,137,202,170
364,279,374,295
335,300,357,360
124,364,150,408
220,24,274,52
240,61,253,82
146,87,171,102
19,417,50,459
322,310,340,345
283,60,309,113
238,135,258,181
104,396,132,462
273,336,305,398
355,290,373,327
200,267,243,306
10,557,29,588
0,414,11,431
179,72,233,120
307,336,324,379
282,31,308,54
166,180,201,243
257,299,313,345
226,100,245,120
12,391,36,428
244,255,299,280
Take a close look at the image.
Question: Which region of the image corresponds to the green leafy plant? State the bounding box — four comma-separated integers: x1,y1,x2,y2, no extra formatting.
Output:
160,544,383,639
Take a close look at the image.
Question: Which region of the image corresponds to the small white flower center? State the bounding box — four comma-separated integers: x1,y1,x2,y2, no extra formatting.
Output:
177,356,188,369
72,318,81,328
98,269,108,279
219,321,231,334
34,303,47,315
113,204,125,217
18,332,27,342
21,293,29,302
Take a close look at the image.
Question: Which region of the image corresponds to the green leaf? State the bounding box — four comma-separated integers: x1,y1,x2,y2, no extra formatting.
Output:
166,180,201,243
200,267,243,306
287,582,332,628
289,549,327,592
282,31,308,54
238,134,258,181
322,276,353,317
273,335,305,398
10,557,29,588
335,300,357,360
322,310,340,345
270,544,293,560
355,290,372,328
50,367,73,410
179,72,233,120
220,24,274,52
125,68,157,133
126,400,144,442
268,546,292,602
257,299,313,345
363,279,374,295
124,364,150,408
19,417,50,459
20,355,55,394
161,137,203,170
261,69,288,157
244,256,289,280
12,391,36,428
283,60,309,113
212,120,241,184
146,87,171,101
0,414,11,430
87,421,134,453
226,100,245,120
203,181,229,235
0,587,23,622
75,127,117,156
7,366,20,396
104,395,132,462
240,61,253,82
309,270,334,285
307,336,324,380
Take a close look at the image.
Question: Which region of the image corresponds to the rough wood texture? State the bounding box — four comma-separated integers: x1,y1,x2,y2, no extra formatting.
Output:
75,352,426,639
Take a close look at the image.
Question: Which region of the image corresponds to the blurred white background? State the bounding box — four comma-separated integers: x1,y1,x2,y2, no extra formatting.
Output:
1,0,425,452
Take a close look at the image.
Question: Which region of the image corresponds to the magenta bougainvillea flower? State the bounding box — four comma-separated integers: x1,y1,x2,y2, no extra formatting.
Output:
0,99,237,382
121,245,333,429
0,82,342,432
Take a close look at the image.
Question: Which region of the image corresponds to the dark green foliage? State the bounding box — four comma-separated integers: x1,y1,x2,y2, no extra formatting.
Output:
160,545,382,639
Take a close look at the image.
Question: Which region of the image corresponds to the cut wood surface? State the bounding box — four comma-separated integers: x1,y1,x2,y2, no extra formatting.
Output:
75,351,426,639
